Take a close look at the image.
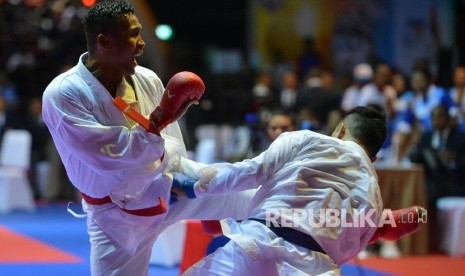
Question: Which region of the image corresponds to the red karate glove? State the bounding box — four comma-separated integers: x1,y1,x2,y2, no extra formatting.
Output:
150,71,205,133
369,206,427,244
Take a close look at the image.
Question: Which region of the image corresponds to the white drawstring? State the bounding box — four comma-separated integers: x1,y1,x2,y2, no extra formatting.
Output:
66,201,87,218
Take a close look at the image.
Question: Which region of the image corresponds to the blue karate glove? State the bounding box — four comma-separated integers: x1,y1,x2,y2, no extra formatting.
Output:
172,173,197,199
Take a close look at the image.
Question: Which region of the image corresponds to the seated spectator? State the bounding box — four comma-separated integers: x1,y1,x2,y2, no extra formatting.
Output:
391,68,453,163
408,104,465,251
396,68,452,132
295,68,342,128
248,109,297,158
358,63,397,116
391,71,409,99
409,104,465,199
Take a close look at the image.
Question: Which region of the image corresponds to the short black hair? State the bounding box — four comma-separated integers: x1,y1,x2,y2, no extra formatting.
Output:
82,0,135,53
267,109,297,127
343,106,387,158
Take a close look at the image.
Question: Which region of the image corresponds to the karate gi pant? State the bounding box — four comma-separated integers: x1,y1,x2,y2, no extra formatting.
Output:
85,190,256,276
183,219,341,276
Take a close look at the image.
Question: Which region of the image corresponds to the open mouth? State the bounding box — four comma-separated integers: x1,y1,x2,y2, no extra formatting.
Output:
132,51,143,66
134,50,143,58
132,52,142,65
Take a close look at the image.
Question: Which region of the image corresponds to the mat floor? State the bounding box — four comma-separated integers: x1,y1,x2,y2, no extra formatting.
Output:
1,203,463,276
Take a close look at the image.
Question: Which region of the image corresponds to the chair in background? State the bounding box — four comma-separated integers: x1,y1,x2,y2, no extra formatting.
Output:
0,129,36,213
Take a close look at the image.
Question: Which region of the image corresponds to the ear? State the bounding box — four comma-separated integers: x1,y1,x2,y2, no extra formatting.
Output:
332,122,346,139
96,34,112,50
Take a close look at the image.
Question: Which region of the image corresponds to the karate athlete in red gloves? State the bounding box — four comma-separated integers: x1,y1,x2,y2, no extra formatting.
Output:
170,106,426,275
42,1,209,275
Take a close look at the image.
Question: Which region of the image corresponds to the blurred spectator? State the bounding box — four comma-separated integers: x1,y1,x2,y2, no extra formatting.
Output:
396,68,451,132
389,68,452,163
409,104,465,251
248,109,297,158
449,65,465,131
22,97,50,199
296,108,321,133
266,49,296,93
296,69,342,129
1,0,87,118
354,64,398,162
6,34,40,102
391,71,409,99
0,95,19,145
266,110,297,142
279,70,299,111
251,71,278,112
5,36,37,73
409,105,465,199
341,63,373,112
358,63,397,115
320,108,345,136
0,70,19,109
296,36,321,81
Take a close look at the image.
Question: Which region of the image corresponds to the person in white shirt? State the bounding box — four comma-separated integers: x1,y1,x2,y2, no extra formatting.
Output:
341,63,373,112
42,1,252,275
175,106,388,275
358,63,397,114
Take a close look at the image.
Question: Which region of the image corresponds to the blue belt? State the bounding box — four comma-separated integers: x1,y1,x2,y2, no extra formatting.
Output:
249,218,326,255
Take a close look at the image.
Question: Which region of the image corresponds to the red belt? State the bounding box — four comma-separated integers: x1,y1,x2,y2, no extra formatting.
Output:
81,193,167,217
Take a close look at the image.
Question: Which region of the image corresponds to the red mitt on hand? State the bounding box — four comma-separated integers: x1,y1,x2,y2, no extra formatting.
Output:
150,71,205,133
369,205,427,244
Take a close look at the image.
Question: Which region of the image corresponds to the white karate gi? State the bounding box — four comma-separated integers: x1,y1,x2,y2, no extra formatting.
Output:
182,130,384,275
42,53,253,276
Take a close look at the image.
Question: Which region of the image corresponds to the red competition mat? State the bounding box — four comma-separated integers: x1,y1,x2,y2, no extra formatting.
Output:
0,225,81,263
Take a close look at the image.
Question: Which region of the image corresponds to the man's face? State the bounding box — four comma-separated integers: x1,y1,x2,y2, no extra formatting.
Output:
410,72,428,92
267,115,294,142
375,65,391,87
431,107,448,131
109,14,145,76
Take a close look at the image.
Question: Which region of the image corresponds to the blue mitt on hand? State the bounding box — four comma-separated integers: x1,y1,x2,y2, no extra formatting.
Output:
172,173,197,199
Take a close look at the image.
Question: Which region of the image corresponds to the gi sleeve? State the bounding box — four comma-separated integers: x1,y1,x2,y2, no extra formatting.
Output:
193,132,301,197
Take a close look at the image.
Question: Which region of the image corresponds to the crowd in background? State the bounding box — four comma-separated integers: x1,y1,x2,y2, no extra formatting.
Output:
245,57,465,205
0,0,87,201
0,0,464,228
